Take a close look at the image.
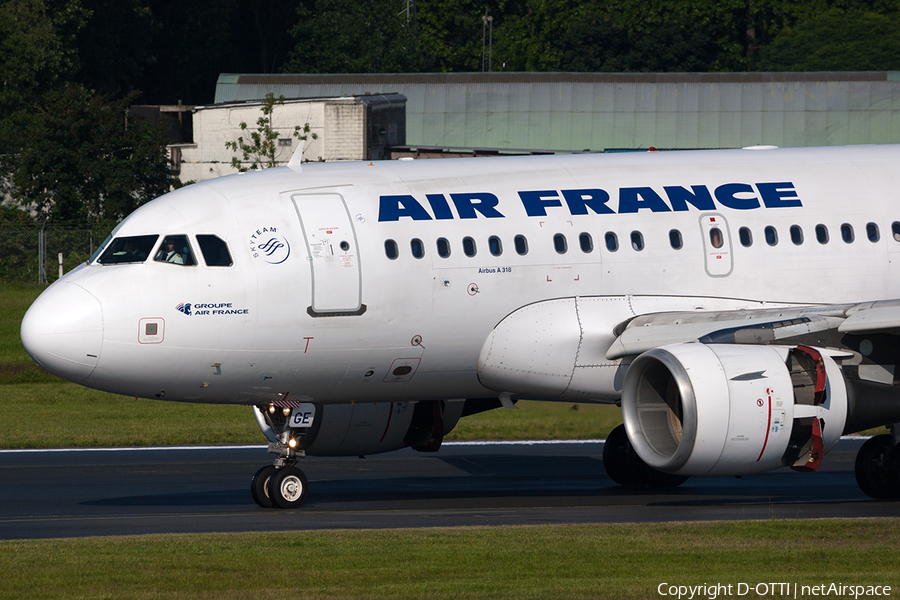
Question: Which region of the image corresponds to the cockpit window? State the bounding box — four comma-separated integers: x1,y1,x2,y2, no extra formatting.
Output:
197,235,233,267
154,235,195,266
97,235,159,264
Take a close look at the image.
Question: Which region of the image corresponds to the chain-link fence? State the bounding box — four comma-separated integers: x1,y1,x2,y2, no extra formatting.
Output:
0,223,114,284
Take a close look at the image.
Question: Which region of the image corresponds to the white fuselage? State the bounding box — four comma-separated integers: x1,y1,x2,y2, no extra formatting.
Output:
21,145,900,406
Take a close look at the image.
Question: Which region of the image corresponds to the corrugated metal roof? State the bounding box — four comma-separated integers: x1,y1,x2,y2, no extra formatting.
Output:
215,72,900,150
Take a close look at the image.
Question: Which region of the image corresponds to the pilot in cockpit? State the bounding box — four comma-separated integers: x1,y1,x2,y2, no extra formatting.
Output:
156,238,184,265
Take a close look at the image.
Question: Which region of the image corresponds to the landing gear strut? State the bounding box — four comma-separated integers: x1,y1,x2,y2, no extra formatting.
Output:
602,424,689,488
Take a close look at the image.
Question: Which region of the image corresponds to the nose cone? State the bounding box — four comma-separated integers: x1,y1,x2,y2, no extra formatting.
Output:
21,282,103,383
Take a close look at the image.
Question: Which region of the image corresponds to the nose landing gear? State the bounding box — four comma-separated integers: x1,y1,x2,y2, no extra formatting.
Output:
251,404,311,509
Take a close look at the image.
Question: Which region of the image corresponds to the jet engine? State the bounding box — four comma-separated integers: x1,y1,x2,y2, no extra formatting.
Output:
620,343,848,476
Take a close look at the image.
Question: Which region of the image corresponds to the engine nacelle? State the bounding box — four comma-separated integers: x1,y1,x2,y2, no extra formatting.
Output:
621,343,848,476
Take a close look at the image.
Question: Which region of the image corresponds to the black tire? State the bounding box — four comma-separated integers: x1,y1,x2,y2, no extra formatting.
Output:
603,424,688,489
643,463,689,489
268,466,309,509
855,435,900,500
603,424,643,486
251,465,277,508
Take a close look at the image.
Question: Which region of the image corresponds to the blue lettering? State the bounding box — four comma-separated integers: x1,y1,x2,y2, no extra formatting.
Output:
618,187,671,213
664,185,716,211
380,182,800,222
378,195,432,221
715,183,760,210
518,190,562,217
450,193,505,219
757,182,801,208
425,194,455,220
562,189,614,215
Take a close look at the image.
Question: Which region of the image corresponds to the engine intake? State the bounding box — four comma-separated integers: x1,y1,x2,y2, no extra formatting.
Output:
621,343,848,476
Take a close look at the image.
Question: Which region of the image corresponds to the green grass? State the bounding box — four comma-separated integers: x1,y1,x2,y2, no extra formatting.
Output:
0,283,57,383
446,401,622,441
0,380,619,448
0,383,260,448
1,519,898,599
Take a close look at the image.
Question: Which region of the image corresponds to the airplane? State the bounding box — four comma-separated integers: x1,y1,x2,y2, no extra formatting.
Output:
20,143,900,509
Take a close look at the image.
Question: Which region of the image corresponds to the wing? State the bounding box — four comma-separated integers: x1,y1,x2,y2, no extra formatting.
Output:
606,299,900,359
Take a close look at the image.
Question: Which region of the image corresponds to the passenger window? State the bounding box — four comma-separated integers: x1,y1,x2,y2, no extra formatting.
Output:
605,232,619,252
514,235,528,255
554,234,568,254
197,235,233,266
437,237,451,258
867,222,880,243
579,232,594,253
815,224,829,244
841,223,855,243
98,235,158,264
155,235,195,266
385,239,399,260
669,229,683,250
892,222,900,242
411,238,425,259
631,231,644,251
739,227,752,247
790,225,803,245
765,226,778,246
489,236,502,256
463,236,477,257
709,227,724,249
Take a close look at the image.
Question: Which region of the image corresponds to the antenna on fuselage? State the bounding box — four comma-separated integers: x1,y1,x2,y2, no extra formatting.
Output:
287,139,305,170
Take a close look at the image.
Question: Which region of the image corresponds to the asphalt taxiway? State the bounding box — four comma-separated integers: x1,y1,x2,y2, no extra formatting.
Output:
1,438,897,539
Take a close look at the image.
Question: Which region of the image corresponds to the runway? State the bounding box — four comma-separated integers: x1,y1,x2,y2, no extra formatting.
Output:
1,438,898,540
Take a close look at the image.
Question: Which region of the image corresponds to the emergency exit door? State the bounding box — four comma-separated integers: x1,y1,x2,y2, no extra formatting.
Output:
291,192,365,316
699,213,733,277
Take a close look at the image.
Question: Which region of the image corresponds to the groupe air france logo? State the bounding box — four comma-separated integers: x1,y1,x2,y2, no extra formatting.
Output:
249,226,291,264
175,302,250,316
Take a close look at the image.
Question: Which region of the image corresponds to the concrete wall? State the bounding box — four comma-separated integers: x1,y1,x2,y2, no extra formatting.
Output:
173,94,405,183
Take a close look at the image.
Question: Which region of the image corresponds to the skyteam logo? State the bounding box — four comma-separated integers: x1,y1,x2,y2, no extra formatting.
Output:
176,303,192,316
249,226,290,264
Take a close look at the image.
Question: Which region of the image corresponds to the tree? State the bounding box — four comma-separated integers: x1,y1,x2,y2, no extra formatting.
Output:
756,9,900,71
225,93,317,172
283,0,426,73
0,0,87,154
7,84,176,224
75,0,156,97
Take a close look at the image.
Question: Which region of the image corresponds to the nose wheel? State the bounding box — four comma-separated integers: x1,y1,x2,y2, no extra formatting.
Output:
251,465,309,509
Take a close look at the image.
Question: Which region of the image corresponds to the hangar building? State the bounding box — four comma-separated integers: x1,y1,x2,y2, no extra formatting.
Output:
214,72,900,153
